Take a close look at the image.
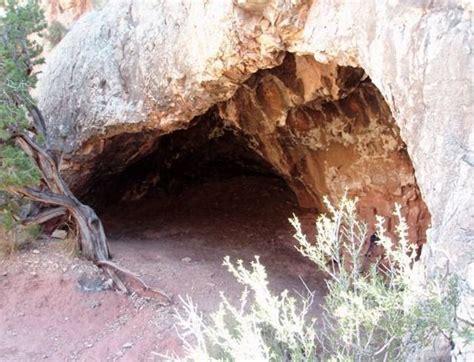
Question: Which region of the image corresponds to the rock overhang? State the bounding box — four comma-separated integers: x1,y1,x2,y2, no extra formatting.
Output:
37,1,473,351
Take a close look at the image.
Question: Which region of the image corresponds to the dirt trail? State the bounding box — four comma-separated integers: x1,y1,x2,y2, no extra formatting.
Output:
0,241,177,361
0,175,327,360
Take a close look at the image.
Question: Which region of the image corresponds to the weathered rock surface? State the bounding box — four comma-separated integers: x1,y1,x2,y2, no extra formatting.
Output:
41,0,95,26
218,54,430,245
38,0,309,153
294,3,473,351
37,0,473,355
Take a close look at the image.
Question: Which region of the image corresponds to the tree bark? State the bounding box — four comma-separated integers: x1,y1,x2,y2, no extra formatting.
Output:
14,132,110,261
10,114,171,302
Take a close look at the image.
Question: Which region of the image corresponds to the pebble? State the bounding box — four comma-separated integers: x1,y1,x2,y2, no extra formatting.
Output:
51,229,67,239
32,249,40,254
90,301,101,309
102,278,113,290
122,342,133,349
181,257,192,263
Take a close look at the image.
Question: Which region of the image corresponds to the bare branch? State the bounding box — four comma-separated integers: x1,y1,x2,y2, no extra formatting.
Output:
21,206,66,225
14,131,69,195
98,259,172,303
27,104,47,136
15,187,74,208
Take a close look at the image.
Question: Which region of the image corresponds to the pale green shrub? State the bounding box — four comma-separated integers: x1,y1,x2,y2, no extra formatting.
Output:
171,196,470,361
173,256,316,361
0,220,41,255
292,195,466,359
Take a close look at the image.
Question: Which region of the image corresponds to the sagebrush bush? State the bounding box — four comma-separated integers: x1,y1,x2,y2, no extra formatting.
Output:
173,257,316,361
170,196,470,361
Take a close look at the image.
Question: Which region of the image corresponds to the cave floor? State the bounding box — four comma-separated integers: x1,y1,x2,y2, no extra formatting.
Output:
0,175,327,360
102,175,327,314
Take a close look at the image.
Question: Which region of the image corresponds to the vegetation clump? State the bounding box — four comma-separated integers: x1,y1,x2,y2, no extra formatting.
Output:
46,20,67,47
173,196,471,361
0,0,46,253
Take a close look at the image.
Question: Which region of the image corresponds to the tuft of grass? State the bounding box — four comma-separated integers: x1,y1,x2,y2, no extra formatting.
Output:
61,222,79,257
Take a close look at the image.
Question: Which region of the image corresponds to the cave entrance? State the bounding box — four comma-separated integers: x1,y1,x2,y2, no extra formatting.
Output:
86,53,430,310
97,108,324,312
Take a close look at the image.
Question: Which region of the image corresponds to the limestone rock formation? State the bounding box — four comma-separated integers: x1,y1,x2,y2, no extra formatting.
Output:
37,0,473,355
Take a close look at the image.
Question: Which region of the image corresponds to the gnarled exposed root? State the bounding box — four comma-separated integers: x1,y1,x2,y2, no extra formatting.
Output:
98,259,173,303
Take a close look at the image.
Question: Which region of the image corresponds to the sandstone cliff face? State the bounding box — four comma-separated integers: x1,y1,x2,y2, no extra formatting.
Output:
38,0,310,152
41,0,98,26
37,0,473,354
217,54,429,246
298,0,473,269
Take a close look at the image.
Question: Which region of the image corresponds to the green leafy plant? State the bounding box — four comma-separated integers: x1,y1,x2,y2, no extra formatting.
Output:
172,196,471,361
173,257,316,361
292,196,466,359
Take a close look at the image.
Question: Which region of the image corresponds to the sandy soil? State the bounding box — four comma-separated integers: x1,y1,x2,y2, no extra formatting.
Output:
0,241,178,361
0,175,327,360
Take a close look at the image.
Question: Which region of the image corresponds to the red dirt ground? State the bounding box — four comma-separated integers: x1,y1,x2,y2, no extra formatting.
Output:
0,175,327,360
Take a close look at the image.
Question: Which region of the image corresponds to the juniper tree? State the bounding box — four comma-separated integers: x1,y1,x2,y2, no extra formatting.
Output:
0,0,110,262
0,0,43,252
0,1,171,300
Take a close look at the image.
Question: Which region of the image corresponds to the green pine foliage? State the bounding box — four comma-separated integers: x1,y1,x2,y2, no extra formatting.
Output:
0,0,47,248
0,0,46,100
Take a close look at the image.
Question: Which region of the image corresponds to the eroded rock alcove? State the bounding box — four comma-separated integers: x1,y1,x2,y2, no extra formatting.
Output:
32,0,473,356
82,54,429,255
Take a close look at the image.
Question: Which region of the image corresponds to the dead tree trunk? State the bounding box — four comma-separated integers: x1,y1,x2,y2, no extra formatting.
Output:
9,109,171,301
13,131,110,262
